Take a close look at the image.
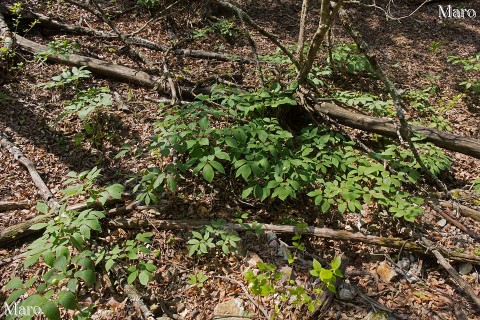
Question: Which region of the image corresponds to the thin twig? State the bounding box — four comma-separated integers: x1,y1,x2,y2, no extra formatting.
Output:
215,276,270,319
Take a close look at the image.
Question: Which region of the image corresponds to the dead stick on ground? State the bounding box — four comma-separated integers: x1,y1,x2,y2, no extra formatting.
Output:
0,201,32,213
421,237,480,309
430,203,480,243
437,200,480,223
215,276,269,319
111,265,155,320
0,134,55,206
107,218,480,265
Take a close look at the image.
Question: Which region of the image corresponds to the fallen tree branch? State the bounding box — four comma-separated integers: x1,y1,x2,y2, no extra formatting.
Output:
314,102,480,159
0,201,32,213
438,200,480,223
214,0,300,69
0,5,251,63
0,134,54,206
430,203,480,243
15,34,210,97
421,237,480,309
108,218,480,264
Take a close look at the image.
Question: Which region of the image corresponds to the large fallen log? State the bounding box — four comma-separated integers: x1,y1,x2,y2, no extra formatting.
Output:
15,35,480,159
108,218,480,265
314,102,480,159
15,35,210,97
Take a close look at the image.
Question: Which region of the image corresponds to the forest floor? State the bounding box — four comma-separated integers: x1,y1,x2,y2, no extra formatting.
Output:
1,0,480,319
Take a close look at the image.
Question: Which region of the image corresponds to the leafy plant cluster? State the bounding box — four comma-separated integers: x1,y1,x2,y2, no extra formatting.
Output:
42,65,114,149
326,42,372,75
36,40,80,62
448,52,480,95
244,257,342,314
2,168,156,320
129,83,453,221
187,220,242,256
193,18,240,41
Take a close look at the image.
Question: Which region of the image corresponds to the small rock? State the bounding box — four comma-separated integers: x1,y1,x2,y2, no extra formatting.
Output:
437,219,447,227
363,311,388,320
213,298,245,319
459,263,473,275
246,251,262,268
278,266,293,284
376,261,397,283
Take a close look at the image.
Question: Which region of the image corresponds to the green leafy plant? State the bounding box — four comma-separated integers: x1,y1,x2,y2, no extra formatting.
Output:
193,18,240,40
448,53,480,94
244,257,343,314
135,84,450,221
327,42,372,75
42,66,92,89
60,87,112,120
474,178,480,194
37,40,80,62
186,271,209,288
309,257,342,293
187,220,241,256
2,168,155,320
100,233,157,286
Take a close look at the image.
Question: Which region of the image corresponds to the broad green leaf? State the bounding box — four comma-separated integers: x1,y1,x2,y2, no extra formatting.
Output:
330,256,342,270
57,290,77,310
209,160,225,174
320,268,333,282
6,289,26,304
138,271,150,286
312,259,322,271
42,301,61,320
202,163,214,183
127,271,138,284
4,277,23,290
105,184,124,199
75,270,96,284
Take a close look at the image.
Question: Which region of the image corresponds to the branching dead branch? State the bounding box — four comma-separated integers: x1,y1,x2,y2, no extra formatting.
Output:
214,0,300,70
0,134,55,206
338,8,449,196
420,237,480,309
